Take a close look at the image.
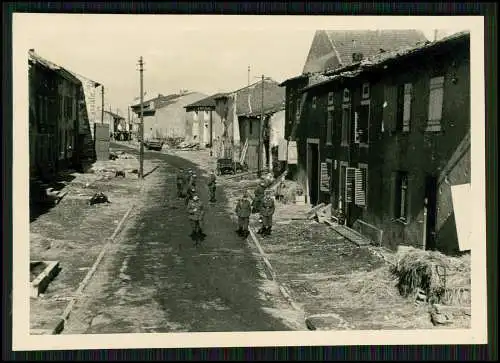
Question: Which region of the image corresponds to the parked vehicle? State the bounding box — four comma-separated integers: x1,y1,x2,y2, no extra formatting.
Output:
145,138,164,151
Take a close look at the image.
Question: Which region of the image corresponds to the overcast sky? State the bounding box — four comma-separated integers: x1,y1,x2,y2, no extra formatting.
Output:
15,14,469,117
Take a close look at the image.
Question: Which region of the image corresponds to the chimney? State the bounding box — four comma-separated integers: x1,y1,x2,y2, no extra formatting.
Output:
29,48,35,53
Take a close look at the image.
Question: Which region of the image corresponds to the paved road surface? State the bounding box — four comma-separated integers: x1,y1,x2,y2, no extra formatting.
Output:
63,144,297,334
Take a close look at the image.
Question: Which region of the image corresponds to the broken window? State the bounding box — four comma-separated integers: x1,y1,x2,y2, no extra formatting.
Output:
427,76,445,132
341,105,351,146
355,164,368,207
355,101,370,145
397,83,412,132
326,108,334,145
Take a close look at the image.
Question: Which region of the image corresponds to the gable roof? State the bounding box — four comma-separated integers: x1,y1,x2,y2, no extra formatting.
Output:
302,29,428,74
131,92,196,110
231,78,285,117
28,49,86,85
184,92,228,111
301,31,470,93
103,110,124,120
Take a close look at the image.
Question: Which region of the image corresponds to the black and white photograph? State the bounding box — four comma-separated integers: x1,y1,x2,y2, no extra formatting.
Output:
12,13,487,350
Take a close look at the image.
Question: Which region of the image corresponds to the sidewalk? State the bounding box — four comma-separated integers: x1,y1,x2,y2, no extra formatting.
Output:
30,149,157,334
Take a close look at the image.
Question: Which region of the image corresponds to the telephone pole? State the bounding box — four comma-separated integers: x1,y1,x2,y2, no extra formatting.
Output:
138,56,145,179
101,86,105,124
247,66,250,87
258,74,264,178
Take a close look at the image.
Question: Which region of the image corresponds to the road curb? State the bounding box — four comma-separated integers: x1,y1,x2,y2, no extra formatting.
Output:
51,172,156,335
248,227,301,312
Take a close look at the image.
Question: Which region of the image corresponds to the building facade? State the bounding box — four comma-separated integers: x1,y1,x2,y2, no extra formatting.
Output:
293,31,470,255
29,50,99,180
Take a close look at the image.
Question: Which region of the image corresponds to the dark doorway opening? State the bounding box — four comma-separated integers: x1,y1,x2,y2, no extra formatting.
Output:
308,142,319,206
424,175,438,250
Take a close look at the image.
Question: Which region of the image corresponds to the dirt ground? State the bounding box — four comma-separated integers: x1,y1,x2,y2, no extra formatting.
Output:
29,151,157,332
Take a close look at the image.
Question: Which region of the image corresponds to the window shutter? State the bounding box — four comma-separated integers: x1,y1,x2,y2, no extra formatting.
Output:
354,110,360,144
354,168,366,207
345,167,356,204
427,77,445,131
383,85,398,133
403,84,412,132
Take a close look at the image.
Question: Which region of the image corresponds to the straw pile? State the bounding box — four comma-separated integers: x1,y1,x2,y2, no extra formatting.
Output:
391,246,471,305
343,266,400,306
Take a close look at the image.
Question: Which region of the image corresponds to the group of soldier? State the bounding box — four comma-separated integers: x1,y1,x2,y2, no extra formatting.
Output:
176,167,276,245
235,180,276,238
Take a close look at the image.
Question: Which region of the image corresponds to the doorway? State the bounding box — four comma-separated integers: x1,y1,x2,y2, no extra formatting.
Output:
424,175,438,250
307,139,320,206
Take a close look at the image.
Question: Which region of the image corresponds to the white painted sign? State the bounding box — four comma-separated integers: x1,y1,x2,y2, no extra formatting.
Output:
451,183,472,251
287,141,297,164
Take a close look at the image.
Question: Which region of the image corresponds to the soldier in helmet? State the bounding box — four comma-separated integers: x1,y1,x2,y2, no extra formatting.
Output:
181,169,192,198
235,190,252,238
185,186,196,206
187,194,205,244
207,170,217,203
259,189,276,236
176,168,185,198
252,180,266,214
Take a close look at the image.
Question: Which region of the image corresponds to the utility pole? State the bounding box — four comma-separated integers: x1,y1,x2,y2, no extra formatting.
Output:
258,74,264,178
247,66,250,87
101,86,104,124
209,109,213,157
138,56,145,179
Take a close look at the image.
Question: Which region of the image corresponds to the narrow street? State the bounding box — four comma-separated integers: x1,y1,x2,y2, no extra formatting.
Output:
63,143,302,334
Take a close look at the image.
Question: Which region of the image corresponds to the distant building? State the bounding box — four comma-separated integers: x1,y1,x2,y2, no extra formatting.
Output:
184,93,227,148
213,79,285,171
130,91,207,140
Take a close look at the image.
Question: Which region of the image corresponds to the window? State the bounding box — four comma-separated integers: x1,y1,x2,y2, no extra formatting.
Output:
341,105,351,146
355,164,368,207
355,100,370,145
249,119,253,135
397,83,412,132
394,171,409,221
345,167,356,204
343,88,350,103
328,92,334,105
326,107,334,145
362,83,370,99
193,111,198,121
312,96,317,109
204,110,210,121
427,76,445,132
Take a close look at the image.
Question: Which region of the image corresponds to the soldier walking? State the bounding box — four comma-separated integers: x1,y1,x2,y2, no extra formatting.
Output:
258,190,276,236
185,186,196,206
252,181,266,214
176,168,185,198
235,191,252,238
187,194,206,244
207,170,217,203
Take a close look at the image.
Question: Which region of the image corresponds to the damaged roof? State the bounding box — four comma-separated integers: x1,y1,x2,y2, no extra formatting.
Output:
184,92,228,110
230,78,286,117
301,30,470,93
302,29,428,75
28,49,88,85
103,110,124,120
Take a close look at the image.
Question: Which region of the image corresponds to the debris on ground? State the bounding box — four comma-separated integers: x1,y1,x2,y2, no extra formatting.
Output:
109,153,119,160
89,192,111,206
115,170,126,178
391,246,471,305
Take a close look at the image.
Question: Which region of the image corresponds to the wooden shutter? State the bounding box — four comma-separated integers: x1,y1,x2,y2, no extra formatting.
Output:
427,76,444,131
403,83,412,132
326,110,333,144
383,85,398,133
355,167,367,207
345,167,356,204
